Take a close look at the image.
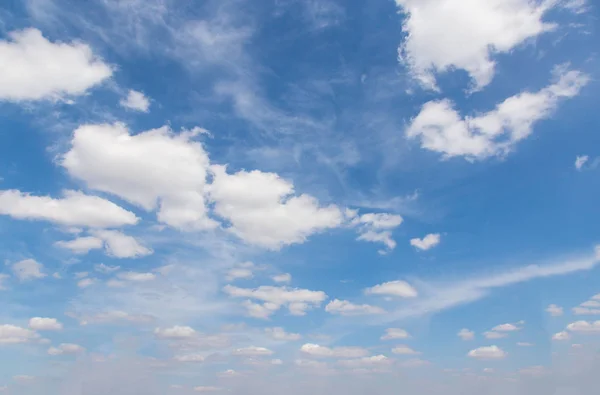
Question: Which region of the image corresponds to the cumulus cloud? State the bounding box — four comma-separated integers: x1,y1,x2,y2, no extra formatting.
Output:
324,299,385,316
365,280,418,298
566,320,600,333
467,345,506,359
55,236,104,254
381,328,410,340
300,343,369,358
48,343,85,355
154,326,197,339
546,304,564,316
391,345,420,355
28,317,63,331
77,278,95,288
410,233,441,251
116,272,156,282
552,331,570,340
337,355,392,368
0,190,138,228
395,0,576,90
457,329,475,341
0,28,111,101
90,230,152,259
62,123,216,230
272,273,292,283
224,285,327,317
94,264,120,274
11,259,45,281
120,89,150,112
208,165,343,249
0,324,41,344
264,327,301,341
406,68,589,160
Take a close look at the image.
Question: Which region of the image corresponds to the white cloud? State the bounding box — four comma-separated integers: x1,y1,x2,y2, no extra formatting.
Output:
546,304,564,316
120,89,150,112
0,189,138,228
272,273,292,284
365,280,418,298
47,343,85,355
357,231,396,253
553,331,571,340
484,331,508,339
0,324,40,344
11,259,45,281
351,212,403,253
491,323,521,332
28,317,62,331
94,264,120,274
77,278,95,288
566,320,600,333
231,346,273,356
467,345,507,360
406,68,589,160
90,230,152,259
572,307,600,315
55,236,103,254
154,326,197,339
224,285,327,317
208,165,343,249
337,355,393,368
324,299,385,316
79,310,155,325
395,0,576,90
391,345,420,355
264,327,301,341
241,300,278,319
381,328,410,340
226,268,254,281
117,272,156,282
62,123,216,230
575,155,589,170
580,300,600,308
0,28,111,101
300,343,369,358
410,233,441,251
458,329,475,341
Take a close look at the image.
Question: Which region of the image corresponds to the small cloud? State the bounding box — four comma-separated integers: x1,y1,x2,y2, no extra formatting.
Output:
381,328,410,340
28,317,63,331
552,331,570,341
120,89,150,112
546,304,564,316
575,155,589,170
467,345,507,360
410,233,441,251
272,273,292,283
458,328,475,341
11,259,45,281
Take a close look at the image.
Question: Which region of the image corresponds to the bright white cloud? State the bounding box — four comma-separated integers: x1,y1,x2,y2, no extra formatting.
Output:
410,233,441,251
117,272,156,282
365,280,418,298
458,329,475,341
491,323,521,332
0,324,40,344
154,326,197,339
0,28,111,101
395,0,576,90
231,346,273,356
300,343,369,358
357,231,396,253
552,331,570,340
120,89,150,112
406,68,589,160
324,299,385,316
575,155,589,170
467,345,506,360
62,123,216,230
391,345,420,355
208,165,343,249
224,285,327,317
381,328,410,340
272,273,292,284
47,343,85,355
351,212,403,253
264,327,301,341
566,320,600,333
28,317,62,331
0,189,138,228
90,230,152,259
546,304,564,316
11,259,45,281
55,236,103,254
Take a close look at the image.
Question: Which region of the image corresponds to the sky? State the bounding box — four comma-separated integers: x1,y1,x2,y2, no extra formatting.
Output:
0,0,600,394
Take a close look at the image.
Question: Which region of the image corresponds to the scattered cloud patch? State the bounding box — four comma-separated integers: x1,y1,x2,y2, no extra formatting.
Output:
324,299,385,316
410,233,441,251
575,155,589,170
28,317,62,331
381,328,410,340
120,89,150,112
300,343,369,358
458,329,475,341
11,259,45,281
365,280,418,298
467,345,507,359
546,304,564,316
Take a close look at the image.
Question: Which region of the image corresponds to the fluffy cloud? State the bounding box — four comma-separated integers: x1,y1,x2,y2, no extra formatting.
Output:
491,323,521,332
410,233,441,251
154,326,197,339
406,68,589,160
223,285,327,317
47,343,85,355
0,190,138,228
575,155,589,170
0,28,111,101
324,299,385,316
381,328,410,340
552,331,570,340
28,317,62,331
351,212,403,252
62,123,216,230
467,345,507,359
300,343,369,358
457,329,475,341
391,345,420,355
120,89,150,112
90,230,152,258
546,304,564,316
231,346,273,356
264,327,301,341
395,0,575,90
365,280,418,298
0,324,40,344
272,273,292,283
208,165,343,249
55,236,104,254
226,263,255,281
484,331,507,339
566,320,600,333
11,259,45,281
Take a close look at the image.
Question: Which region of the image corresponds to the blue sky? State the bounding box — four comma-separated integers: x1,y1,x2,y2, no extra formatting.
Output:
1,0,600,394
